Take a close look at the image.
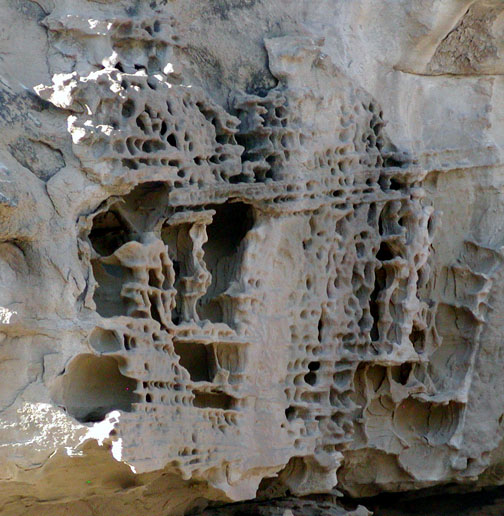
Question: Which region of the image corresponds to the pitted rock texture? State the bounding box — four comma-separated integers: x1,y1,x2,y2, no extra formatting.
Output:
1,1,504,515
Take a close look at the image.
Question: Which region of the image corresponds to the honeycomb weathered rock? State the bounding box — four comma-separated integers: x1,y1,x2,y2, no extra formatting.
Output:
1,1,504,515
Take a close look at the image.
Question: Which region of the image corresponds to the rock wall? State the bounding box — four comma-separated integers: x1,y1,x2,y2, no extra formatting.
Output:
0,1,504,515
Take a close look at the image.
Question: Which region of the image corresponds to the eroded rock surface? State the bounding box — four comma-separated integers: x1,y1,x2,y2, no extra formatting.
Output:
0,0,504,515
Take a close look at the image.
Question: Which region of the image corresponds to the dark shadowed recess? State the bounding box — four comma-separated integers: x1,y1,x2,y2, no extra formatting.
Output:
197,201,254,323
59,354,139,424
347,484,504,515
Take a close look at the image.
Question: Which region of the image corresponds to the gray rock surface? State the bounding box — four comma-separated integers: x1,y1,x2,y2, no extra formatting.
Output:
0,0,503,514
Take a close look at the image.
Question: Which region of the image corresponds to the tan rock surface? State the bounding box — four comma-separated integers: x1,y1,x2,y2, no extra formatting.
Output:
0,1,504,514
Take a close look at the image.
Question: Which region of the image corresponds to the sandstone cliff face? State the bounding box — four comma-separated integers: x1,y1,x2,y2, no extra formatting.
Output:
0,1,503,514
